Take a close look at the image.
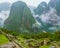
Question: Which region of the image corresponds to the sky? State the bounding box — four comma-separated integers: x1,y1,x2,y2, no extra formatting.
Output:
0,0,50,7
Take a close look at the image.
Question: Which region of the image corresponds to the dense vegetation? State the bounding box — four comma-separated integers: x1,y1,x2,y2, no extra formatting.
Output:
0,28,60,48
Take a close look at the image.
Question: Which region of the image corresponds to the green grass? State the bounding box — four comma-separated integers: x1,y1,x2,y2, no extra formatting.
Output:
17,36,51,48
0,34,9,45
17,36,29,48
17,36,26,42
40,45,50,48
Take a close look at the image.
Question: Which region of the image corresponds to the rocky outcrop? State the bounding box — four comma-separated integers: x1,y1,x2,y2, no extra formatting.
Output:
4,1,36,32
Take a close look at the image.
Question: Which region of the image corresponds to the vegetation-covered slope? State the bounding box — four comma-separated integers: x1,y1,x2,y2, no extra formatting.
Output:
4,1,36,32
0,28,60,48
34,2,48,15
0,34,9,45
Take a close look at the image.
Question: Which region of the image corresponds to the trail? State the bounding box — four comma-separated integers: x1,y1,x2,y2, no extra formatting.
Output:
0,30,23,48
0,42,14,48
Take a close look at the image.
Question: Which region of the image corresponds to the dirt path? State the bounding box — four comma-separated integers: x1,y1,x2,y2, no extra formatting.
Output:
0,30,23,48
0,42,14,48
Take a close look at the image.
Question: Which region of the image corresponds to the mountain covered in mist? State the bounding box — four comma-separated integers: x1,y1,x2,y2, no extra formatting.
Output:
48,0,60,15
1,0,60,32
4,1,36,32
33,0,60,32
0,2,10,27
34,2,49,15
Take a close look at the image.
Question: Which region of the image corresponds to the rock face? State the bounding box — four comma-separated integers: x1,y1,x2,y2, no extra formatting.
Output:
34,2,48,15
4,1,36,32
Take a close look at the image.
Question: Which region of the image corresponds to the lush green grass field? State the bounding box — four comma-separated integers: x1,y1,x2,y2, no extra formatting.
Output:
40,45,50,48
0,34,9,45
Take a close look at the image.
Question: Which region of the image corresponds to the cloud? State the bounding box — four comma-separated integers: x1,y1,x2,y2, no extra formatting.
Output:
0,11,10,20
0,0,50,7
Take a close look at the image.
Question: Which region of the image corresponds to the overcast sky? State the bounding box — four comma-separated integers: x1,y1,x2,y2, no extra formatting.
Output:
0,0,50,7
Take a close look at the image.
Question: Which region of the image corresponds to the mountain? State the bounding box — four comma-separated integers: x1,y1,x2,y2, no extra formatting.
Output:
54,0,60,14
4,1,36,32
0,18,3,27
34,2,49,15
33,0,60,32
48,0,56,8
34,8,60,32
0,2,10,12
48,0,60,15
